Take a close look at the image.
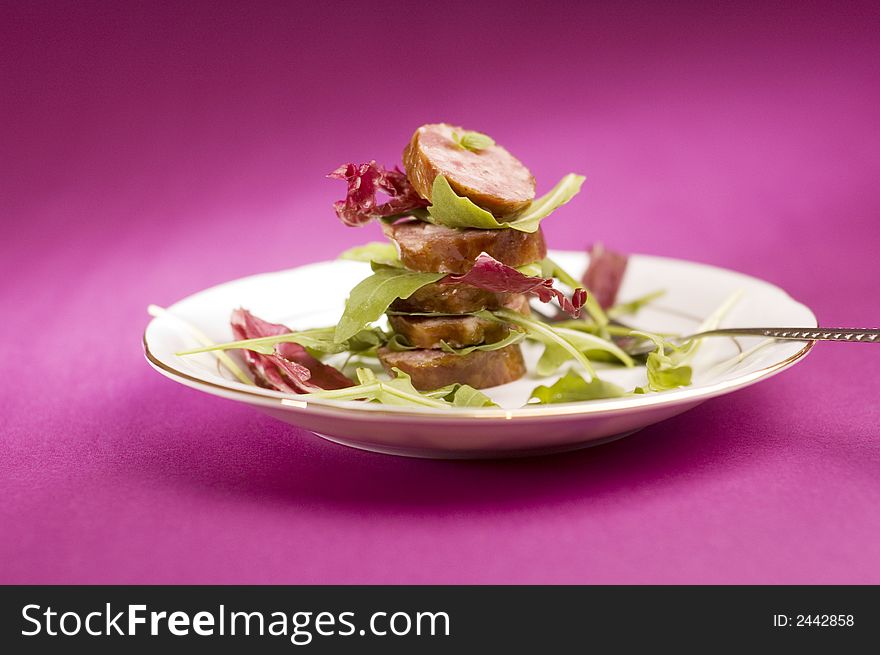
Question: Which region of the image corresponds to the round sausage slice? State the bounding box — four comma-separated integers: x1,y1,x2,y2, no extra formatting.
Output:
384,220,546,274
388,314,511,349
390,286,530,315
377,344,526,390
403,123,536,216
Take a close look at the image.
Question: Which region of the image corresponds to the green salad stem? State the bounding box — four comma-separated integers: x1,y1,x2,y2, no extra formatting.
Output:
484,308,596,379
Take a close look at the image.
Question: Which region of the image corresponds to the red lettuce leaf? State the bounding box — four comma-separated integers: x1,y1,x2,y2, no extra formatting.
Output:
327,161,428,227
440,253,586,318
582,243,628,308
230,309,354,393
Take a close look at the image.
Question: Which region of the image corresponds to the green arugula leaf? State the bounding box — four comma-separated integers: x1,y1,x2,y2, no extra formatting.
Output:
438,329,525,355
646,352,693,390
626,331,692,391
385,310,477,317
452,130,496,152
482,308,597,378
150,304,255,386
370,367,451,407
426,173,585,233
311,367,496,408
334,267,445,343
424,383,498,407
341,328,385,354
606,290,666,319
448,385,497,407
534,325,634,376
535,344,572,376
505,174,585,232
539,256,608,329
312,367,451,408
384,333,419,351
529,370,627,404
627,290,742,392
426,175,502,229
387,326,525,356
339,242,402,267
516,262,543,277
177,326,384,357
540,257,581,289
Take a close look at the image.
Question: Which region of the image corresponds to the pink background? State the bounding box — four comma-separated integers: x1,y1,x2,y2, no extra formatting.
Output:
2,1,879,583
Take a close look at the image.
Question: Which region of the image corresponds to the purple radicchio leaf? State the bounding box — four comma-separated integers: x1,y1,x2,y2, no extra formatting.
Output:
230,309,354,393
440,253,586,318
582,243,628,308
327,161,428,227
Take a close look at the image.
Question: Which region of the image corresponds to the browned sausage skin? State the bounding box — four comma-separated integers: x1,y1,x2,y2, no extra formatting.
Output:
378,344,527,390
356,124,550,391
390,286,530,315
387,314,511,349
403,123,536,216
384,220,546,274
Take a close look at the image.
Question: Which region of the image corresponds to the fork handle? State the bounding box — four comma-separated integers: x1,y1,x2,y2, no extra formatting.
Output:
699,327,880,343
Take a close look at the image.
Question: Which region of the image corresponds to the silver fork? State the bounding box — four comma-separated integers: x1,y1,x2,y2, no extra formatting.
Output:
625,327,880,356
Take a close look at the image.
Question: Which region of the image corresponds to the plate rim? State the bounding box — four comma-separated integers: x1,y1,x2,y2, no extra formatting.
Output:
143,252,817,421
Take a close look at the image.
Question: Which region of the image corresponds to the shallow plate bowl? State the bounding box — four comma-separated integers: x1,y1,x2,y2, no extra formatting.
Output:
144,251,816,458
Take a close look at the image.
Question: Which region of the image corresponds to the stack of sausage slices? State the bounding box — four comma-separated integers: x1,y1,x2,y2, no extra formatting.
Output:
328,123,589,390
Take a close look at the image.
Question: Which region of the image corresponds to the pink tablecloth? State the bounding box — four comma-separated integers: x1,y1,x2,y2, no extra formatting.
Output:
3,1,879,584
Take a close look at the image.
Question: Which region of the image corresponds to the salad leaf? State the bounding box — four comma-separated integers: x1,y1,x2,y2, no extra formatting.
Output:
225,309,354,393
646,352,693,390
149,304,254,386
313,368,497,408
535,344,575,376
178,325,383,357
310,368,455,409
582,243,628,309
438,329,526,355
339,242,402,267
344,328,386,355
328,161,428,227
540,257,581,290
384,333,418,351
425,175,503,229
386,326,525,356
516,262,543,277
629,290,743,391
426,173,585,233
448,385,497,407
442,252,586,318
539,256,609,329
529,370,627,404
335,267,445,342
540,320,643,365
452,130,496,152
424,383,498,407
365,368,452,408
552,320,647,338
507,174,586,233
535,326,634,376
606,289,666,319
629,329,694,392
385,310,477,317
483,308,596,379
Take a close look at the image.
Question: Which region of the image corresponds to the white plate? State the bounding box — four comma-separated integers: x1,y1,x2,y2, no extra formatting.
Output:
144,251,816,458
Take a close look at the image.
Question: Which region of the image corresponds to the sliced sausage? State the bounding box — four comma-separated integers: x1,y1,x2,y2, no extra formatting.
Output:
377,344,526,390
384,220,546,274
390,286,530,315
388,314,510,349
403,123,536,215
